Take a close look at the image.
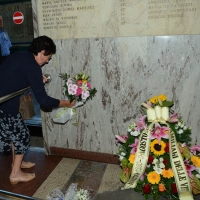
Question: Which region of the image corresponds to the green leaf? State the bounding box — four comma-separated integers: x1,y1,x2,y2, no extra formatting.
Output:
162,101,174,107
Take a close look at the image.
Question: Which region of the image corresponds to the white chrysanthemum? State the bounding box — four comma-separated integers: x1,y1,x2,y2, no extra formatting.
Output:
183,126,187,130
128,128,132,132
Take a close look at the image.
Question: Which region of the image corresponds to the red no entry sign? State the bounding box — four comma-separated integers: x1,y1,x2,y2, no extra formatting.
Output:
13,11,24,24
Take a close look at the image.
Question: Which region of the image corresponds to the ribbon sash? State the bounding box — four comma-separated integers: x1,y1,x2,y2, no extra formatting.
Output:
122,123,154,189
169,130,193,200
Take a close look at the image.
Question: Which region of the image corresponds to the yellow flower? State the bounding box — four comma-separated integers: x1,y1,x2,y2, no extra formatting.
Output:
149,96,158,104
129,154,136,164
191,156,200,167
82,80,87,84
150,139,166,156
147,171,160,184
158,94,167,102
161,168,174,178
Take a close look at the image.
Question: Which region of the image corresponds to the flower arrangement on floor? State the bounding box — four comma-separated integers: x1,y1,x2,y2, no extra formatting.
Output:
47,183,91,200
115,94,200,200
51,72,97,124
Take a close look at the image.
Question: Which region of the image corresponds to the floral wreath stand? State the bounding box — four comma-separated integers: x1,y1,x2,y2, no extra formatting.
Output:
115,93,200,200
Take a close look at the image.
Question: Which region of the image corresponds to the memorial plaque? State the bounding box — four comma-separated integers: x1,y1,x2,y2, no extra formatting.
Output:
36,0,200,40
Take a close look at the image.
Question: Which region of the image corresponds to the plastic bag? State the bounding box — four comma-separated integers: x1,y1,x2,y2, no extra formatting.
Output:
51,101,84,124
46,187,64,200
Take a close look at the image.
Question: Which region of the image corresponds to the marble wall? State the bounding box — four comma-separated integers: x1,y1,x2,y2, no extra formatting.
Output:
32,1,200,155
39,35,200,154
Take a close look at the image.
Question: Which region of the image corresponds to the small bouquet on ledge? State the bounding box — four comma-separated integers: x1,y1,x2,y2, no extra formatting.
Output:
115,94,200,200
51,71,97,124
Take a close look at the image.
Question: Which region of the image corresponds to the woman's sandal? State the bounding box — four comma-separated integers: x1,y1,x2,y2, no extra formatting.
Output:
10,173,35,184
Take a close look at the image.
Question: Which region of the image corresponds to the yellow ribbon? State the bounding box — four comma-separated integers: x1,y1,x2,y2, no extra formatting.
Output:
123,106,194,200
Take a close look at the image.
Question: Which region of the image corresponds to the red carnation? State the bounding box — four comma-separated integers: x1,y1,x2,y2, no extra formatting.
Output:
148,155,154,164
142,184,151,194
165,142,169,153
163,158,168,165
171,183,178,194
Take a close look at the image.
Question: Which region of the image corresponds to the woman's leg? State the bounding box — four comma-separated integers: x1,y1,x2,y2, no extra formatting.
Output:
9,153,35,184
11,143,35,168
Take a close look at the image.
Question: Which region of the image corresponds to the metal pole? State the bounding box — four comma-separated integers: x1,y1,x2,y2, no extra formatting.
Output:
0,74,52,104
0,87,30,104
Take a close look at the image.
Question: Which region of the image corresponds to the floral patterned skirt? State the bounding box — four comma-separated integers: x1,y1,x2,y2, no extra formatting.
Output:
0,110,30,154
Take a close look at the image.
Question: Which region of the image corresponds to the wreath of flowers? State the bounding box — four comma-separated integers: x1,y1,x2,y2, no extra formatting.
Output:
60,72,97,103
115,94,200,200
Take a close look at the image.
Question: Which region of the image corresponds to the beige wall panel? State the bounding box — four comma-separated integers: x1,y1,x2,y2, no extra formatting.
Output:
35,0,200,39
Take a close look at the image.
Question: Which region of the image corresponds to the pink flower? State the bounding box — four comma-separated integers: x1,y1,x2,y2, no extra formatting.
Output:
129,138,139,154
169,113,179,123
115,134,128,144
150,123,169,144
184,159,195,178
76,87,82,96
77,80,82,86
82,90,90,100
68,84,78,95
146,101,152,107
87,82,91,89
135,115,147,131
67,78,73,86
190,145,200,155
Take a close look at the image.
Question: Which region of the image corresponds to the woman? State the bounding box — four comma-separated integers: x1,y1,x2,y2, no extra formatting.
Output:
0,36,75,184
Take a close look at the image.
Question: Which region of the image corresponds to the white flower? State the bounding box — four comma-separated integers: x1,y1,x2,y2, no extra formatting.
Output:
130,131,140,136
159,162,165,169
153,158,158,164
119,155,124,161
183,126,187,130
196,167,200,174
76,188,90,200
153,165,163,174
121,152,126,156
128,128,132,132
178,129,183,134
196,174,200,179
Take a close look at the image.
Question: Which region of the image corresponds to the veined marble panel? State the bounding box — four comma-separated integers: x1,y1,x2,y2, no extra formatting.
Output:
41,35,200,154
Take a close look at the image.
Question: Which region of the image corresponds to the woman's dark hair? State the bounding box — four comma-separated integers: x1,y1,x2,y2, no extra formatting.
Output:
29,35,56,55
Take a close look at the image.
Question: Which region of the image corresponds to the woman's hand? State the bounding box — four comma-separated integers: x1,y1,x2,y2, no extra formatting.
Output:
59,100,76,108
42,74,48,84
